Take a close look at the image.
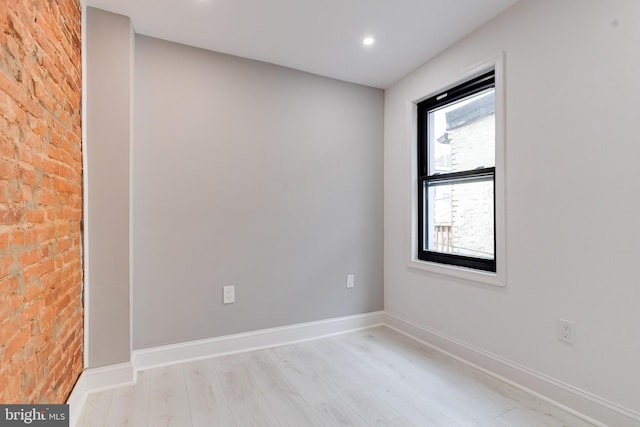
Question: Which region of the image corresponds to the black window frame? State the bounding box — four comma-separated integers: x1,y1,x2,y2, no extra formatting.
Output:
416,70,496,272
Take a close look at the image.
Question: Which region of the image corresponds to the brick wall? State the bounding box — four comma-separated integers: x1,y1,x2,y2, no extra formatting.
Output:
0,0,83,403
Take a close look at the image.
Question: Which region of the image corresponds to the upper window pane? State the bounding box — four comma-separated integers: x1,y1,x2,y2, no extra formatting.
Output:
428,89,495,175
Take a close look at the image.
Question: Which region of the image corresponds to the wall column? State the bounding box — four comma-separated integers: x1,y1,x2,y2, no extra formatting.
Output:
85,6,132,368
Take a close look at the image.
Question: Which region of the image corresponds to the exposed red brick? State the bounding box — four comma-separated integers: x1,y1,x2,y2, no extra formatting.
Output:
0,0,82,404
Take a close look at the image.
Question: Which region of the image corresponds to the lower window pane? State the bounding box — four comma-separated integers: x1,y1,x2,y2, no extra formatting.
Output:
424,179,494,259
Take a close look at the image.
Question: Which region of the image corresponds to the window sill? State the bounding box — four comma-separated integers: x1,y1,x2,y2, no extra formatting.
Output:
408,257,505,287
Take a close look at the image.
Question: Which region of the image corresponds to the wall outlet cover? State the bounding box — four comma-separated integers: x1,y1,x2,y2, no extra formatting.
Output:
223,286,235,304
558,319,575,345
347,274,355,289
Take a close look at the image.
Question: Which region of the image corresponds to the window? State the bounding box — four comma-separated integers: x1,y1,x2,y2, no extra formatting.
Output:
417,70,496,272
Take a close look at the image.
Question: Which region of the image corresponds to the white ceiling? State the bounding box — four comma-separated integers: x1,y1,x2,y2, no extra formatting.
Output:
84,0,519,88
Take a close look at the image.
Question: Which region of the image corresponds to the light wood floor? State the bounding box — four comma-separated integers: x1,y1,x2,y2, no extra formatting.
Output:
77,327,595,427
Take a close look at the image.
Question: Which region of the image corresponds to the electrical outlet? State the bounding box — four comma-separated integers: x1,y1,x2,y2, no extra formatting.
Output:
223,286,235,304
346,274,355,289
558,319,575,345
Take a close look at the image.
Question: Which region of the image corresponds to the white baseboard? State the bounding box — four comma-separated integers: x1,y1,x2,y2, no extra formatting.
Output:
383,311,640,427
133,311,384,371
83,362,135,392
66,372,87,427
66,362,134,427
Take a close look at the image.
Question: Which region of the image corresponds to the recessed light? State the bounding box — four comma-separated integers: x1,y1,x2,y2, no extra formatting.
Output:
363,37,375,46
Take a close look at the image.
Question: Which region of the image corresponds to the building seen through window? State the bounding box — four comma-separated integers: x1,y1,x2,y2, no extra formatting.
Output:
417,70,496,272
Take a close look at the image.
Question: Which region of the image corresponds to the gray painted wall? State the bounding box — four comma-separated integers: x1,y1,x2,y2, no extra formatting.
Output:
85,7,132,367
133,35,384,349
384,0,640,415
